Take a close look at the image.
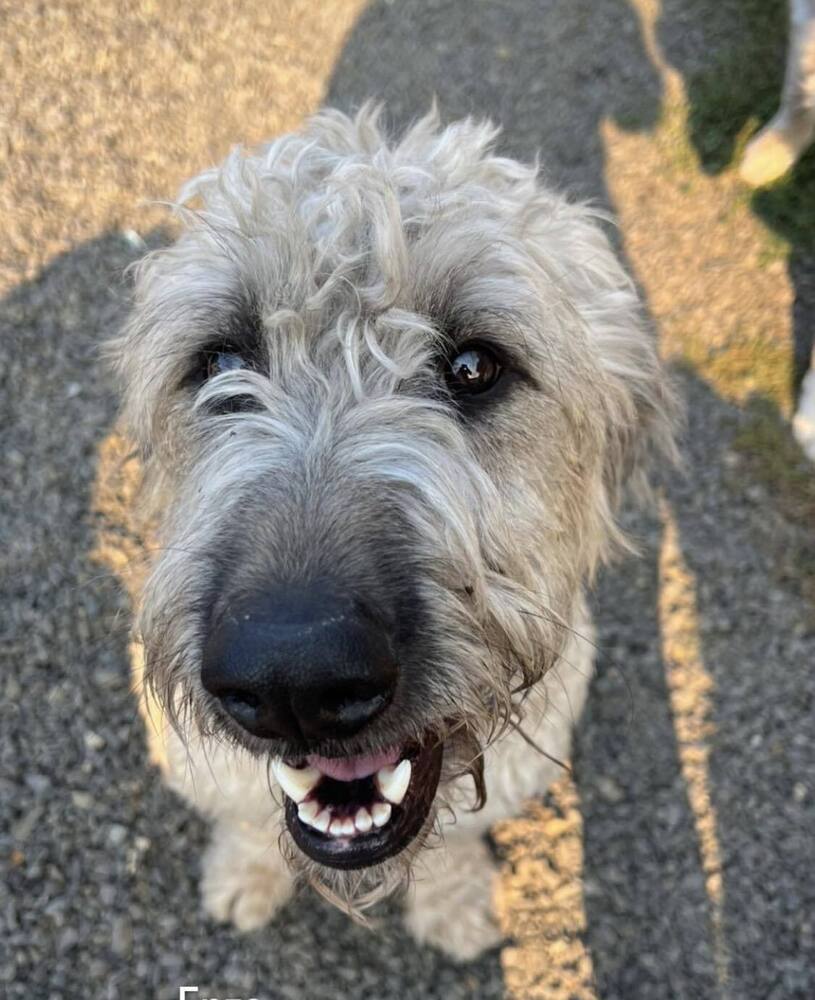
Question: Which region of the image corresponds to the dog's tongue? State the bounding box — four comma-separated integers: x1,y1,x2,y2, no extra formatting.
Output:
306,746,402,781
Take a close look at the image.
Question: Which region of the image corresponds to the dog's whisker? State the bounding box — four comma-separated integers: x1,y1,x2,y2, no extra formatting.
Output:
507,717,572,776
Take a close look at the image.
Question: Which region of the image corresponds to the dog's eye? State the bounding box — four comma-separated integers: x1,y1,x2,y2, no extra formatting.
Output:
447,343,502,395
206,350,246,379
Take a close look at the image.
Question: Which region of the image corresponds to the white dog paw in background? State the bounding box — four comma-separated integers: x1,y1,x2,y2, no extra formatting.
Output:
739,0,815,188
793,362,815,460
739,0,815,464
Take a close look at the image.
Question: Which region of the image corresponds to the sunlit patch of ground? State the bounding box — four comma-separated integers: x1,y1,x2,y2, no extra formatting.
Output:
658,501,731,995
0,0,367,290
495,778,596,999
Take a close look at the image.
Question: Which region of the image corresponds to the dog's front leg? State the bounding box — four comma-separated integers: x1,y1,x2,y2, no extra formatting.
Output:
404,628,594,961
404,830,502,961
201,819,295,932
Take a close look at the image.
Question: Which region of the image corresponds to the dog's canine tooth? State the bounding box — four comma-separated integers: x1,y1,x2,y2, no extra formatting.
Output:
297,800,320,826
371,802,392,828
375,759,411,805
272,760,321,803
354,807,372,833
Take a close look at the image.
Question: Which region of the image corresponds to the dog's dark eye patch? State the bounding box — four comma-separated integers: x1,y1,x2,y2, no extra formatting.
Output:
181,291,266,392
423,301,539,415
435,336,538,417
183,339,256,386
206,349,246,379
182,338,265,414
446,340,503,396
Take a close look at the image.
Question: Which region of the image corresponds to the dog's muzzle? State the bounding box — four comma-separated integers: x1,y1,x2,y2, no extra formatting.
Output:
200,581,443,866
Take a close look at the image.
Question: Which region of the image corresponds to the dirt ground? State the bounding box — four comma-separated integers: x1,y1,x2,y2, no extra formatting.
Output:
2,1,814,998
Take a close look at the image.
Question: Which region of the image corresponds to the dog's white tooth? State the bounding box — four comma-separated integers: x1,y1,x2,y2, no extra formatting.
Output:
341,817,356,837
313,809,331,834
329,818,345,838
272,760,321,804
371,802,392,828
297,800,320,826
354,807,373,834
375,759,411,806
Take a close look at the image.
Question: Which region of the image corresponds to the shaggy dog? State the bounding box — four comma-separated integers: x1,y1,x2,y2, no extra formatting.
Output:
113,107,677,960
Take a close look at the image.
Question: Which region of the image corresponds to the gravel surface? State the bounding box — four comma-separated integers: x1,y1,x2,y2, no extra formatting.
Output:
2,2,813,998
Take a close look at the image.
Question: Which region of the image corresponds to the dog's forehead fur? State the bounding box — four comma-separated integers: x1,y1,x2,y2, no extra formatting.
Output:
129,115,630,382
120,107,672,557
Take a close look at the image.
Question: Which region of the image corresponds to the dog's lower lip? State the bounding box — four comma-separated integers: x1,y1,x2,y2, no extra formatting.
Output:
282,741,444,869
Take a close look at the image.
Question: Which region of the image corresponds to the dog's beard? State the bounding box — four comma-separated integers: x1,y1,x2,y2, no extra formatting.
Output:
277,726,486,916
281,814,433,916
147,655,493,914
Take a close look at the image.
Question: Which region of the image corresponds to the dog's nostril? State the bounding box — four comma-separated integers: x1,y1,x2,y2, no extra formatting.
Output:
337,695,387,727
309,681,392,736
222,690,260,710
219,691,263,731
323,691,386,718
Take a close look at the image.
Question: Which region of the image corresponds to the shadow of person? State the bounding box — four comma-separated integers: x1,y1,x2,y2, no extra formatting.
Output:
326,0,661,205
657,0,815,396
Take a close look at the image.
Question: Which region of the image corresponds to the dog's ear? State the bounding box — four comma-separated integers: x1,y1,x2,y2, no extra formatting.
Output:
591,292,681,511
536,200,681,511
600,330,681,510
107,242,196,466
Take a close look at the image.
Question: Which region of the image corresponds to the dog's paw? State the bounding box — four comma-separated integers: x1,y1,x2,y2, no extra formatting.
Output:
405,889,503,962
202,862,291,931
793,369,815,463
404,837,503,962
201,826,293,931
740,125,799,187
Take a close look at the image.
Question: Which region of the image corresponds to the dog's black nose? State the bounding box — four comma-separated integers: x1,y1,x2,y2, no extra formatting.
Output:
201,584,398,741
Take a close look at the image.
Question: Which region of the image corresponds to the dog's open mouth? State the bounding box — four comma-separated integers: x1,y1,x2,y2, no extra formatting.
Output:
274,739,444,869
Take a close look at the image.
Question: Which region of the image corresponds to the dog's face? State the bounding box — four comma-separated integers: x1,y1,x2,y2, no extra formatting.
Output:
116,108,674,896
